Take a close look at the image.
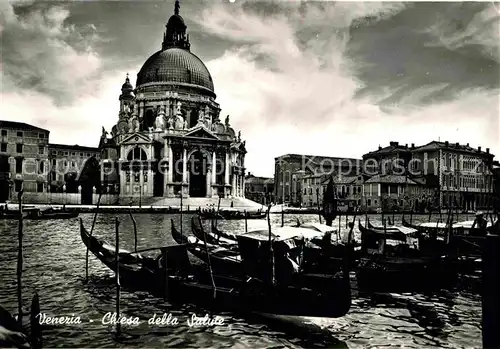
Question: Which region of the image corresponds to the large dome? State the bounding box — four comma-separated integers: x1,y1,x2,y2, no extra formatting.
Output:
136,48,214,93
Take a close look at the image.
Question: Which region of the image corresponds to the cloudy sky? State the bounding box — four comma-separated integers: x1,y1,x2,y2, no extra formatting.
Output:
1,0,499,177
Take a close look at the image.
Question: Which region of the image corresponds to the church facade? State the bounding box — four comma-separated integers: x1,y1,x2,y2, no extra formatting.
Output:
100,1,246,199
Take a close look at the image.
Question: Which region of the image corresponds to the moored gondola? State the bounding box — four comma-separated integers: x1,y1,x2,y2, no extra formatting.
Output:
356,220,457,292
190,216,238,248
81,219,352,318
198,208,267,220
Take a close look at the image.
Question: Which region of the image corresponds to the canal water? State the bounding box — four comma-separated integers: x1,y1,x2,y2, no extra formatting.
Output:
0,213,481,348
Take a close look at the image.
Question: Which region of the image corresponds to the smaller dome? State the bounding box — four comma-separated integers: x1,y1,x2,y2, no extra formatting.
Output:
122,76,133,90
167,14,186,29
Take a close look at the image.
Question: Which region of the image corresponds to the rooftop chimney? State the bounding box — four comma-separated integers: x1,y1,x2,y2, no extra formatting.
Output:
467,143,470,147
378,145,382,150
389,141,399,147
478,146,482,152
405,143,408,148
445,141,449,147
486,148,490,154
411,143,415,149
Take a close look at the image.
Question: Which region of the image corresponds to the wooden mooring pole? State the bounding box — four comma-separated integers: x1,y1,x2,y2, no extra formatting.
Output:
86,193,103,282
281,205,284,227
129,210,138,253
163,248,168,300
483,234,500,348
244,210,248,232
17,190,24,326
115,218,121,336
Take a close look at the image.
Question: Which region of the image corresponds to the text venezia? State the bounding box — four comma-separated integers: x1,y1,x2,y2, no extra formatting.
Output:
37,312,225,327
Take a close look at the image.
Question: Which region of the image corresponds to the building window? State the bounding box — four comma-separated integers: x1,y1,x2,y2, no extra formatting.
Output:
51,172,56,181
38,133,45,139
16,144,23,153
15,158,23,173
72,152,76,156
52,159,56,167
64,151,68,156
1,130,7,136
0,143,6,152
127,147,147,161
37,182,44,192
14,180,22,192
39,161,44,174
38,146,44,154
71,161,76,168
86,153,90,157
79,152,83,157
51,150,56,155
17,131,23,137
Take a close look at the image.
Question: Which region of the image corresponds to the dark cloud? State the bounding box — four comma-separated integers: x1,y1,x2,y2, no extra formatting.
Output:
347,2,499,107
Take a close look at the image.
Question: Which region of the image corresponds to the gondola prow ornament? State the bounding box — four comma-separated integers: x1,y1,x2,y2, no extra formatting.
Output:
322,176,338,227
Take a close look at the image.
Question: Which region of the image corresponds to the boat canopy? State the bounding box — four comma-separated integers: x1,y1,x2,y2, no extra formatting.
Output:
239,226,325,243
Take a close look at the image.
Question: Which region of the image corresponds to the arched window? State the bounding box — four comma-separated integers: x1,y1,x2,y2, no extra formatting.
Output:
127,147,147,161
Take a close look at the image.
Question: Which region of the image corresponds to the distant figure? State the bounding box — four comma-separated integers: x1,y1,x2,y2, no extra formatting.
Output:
472,212,488,230
230,200,234,208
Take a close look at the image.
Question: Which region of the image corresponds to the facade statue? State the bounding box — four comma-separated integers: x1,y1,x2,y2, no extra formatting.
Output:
130,115,139,132
173,101,185,130
128,117,134,132
197,109,205,126
175,101,182,116
174,115,184,130
204,106,211,127
225,115,230,126
237,131,241,142
183,119,188,130
101,126,108,138
167,117,174,130
155,105,166,131
155,114,165,131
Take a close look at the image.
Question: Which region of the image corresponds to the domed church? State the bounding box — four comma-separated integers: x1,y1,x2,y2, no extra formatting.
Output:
101,0,246,199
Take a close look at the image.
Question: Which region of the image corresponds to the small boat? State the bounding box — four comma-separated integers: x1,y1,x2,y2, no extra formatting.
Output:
190,217,238,248
171,220,243,276
82,220,352,318
198,208,267,220
25,207,79,220
357,220,456,292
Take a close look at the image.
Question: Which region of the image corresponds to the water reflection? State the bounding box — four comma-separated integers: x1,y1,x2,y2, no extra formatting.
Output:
0,213,481,348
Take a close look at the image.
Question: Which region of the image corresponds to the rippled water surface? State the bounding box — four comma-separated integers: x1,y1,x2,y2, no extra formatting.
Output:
0,213,482,348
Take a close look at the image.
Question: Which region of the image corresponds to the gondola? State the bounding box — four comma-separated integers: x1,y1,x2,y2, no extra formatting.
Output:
172,220,352,315
356,220,456,292
26,207,79,220
190,217,238,248
198,208,267,220
81,220,351,318
171,220,243,276
366,219,401,232
207,221,356,273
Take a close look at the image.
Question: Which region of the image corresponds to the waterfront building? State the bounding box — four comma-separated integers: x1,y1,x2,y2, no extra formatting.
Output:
410,141,494,210
362,141,413,175
244,173,274,205
47,144,100,194
100,1,246,199
301,174,364,211
363,174,436,212
363,141,495,211
274,154,361,205
0,121,50,201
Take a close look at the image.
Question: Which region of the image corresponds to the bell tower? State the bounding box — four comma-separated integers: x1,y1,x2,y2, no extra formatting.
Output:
119,73,135,117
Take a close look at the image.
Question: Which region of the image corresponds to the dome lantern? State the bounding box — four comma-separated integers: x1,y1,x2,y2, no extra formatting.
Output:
162,0,190,51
